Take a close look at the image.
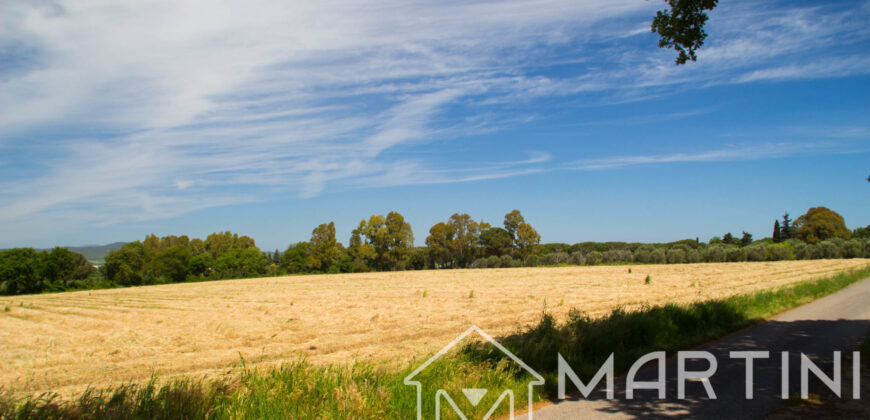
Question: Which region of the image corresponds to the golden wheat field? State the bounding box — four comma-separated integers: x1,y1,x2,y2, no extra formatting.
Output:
1,259,868,397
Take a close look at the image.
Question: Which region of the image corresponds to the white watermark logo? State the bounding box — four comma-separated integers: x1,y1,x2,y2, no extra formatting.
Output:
406,326,863,418
557,350,862,401
403,326,545,419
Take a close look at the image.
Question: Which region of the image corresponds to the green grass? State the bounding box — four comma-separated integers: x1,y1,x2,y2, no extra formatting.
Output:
2,265,869,419
0,357,533,420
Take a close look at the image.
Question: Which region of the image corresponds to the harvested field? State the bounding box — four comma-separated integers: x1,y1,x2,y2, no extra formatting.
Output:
1,259,867,396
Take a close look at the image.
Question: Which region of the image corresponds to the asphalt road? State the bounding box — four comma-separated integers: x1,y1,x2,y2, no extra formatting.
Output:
521,277,870,420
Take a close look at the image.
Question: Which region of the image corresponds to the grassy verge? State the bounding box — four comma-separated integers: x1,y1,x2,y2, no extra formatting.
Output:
2,265,869,419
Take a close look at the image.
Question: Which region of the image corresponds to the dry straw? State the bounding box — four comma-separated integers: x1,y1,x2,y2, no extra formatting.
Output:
1,259,866,397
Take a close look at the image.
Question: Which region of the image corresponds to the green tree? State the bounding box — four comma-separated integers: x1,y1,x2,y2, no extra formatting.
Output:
41,247,95,289
794,207,851,244
347,228,374,272
426,222,454,268
357,215,387,269
213,248,267,278
189,238,206,256
282,242,312,274
514,222,541,258
158,235,190,250
503,210,525,241
205,231,256,258
651,0,719,65
408,247,429,270
772,220,782,243
740,231,753,247
68,252,97,283
447,213,483,268
188,253,214,277
105,242,149,286
385,211,415,270
309,222,341,272
781,213,795,240
853,225,870,239
154,245,192,283
480,227,513,257
0,248,42,295
357,212,414,270
105,232,263,284
40,247,76,288
143,234,161,253
722,232,740,246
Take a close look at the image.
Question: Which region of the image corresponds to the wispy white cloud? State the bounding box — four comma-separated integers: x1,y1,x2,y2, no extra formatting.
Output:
736,56,870,83
0,0,868,242
567,142,841,170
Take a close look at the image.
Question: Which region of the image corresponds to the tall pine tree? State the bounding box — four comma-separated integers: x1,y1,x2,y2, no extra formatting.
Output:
781,213,794,240
773,220,782,243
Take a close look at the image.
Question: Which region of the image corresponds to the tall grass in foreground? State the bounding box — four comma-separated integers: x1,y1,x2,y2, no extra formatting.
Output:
1,357,531,420
2,265,869,419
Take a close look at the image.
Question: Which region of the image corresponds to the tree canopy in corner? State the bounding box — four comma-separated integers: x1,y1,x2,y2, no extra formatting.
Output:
652,0,720,65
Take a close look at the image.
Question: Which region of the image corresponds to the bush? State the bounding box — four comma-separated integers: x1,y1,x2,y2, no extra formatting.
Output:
687,249,702,263
806,243,825,259
471,256,518,269
818,240,843,259
632,249,650,263
726,247,746,262
584,251,603,266
843,240,863,259
791,241,809,260
648,249,666,264
499,255,520,268
471,258,489,269
767,242,794,261
524,255,541,267
485,255,500,267
603,249,632,264
704,245,727,263
745,245,767,262
570,252,585,266
539,254,556,266
549,252,569,265
666,248,686,264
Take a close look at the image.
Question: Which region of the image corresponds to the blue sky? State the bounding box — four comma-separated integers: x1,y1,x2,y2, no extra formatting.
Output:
1,0,869,251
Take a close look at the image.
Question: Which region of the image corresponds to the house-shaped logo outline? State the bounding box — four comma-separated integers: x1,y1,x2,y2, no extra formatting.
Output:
403,326,546,420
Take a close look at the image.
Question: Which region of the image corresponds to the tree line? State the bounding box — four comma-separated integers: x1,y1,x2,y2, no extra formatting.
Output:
276,210,542,275
0,247,99,295
2,207,869,296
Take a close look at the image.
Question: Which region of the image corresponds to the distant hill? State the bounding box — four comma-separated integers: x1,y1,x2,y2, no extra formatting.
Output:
2,242,128,264
64,242,127,264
